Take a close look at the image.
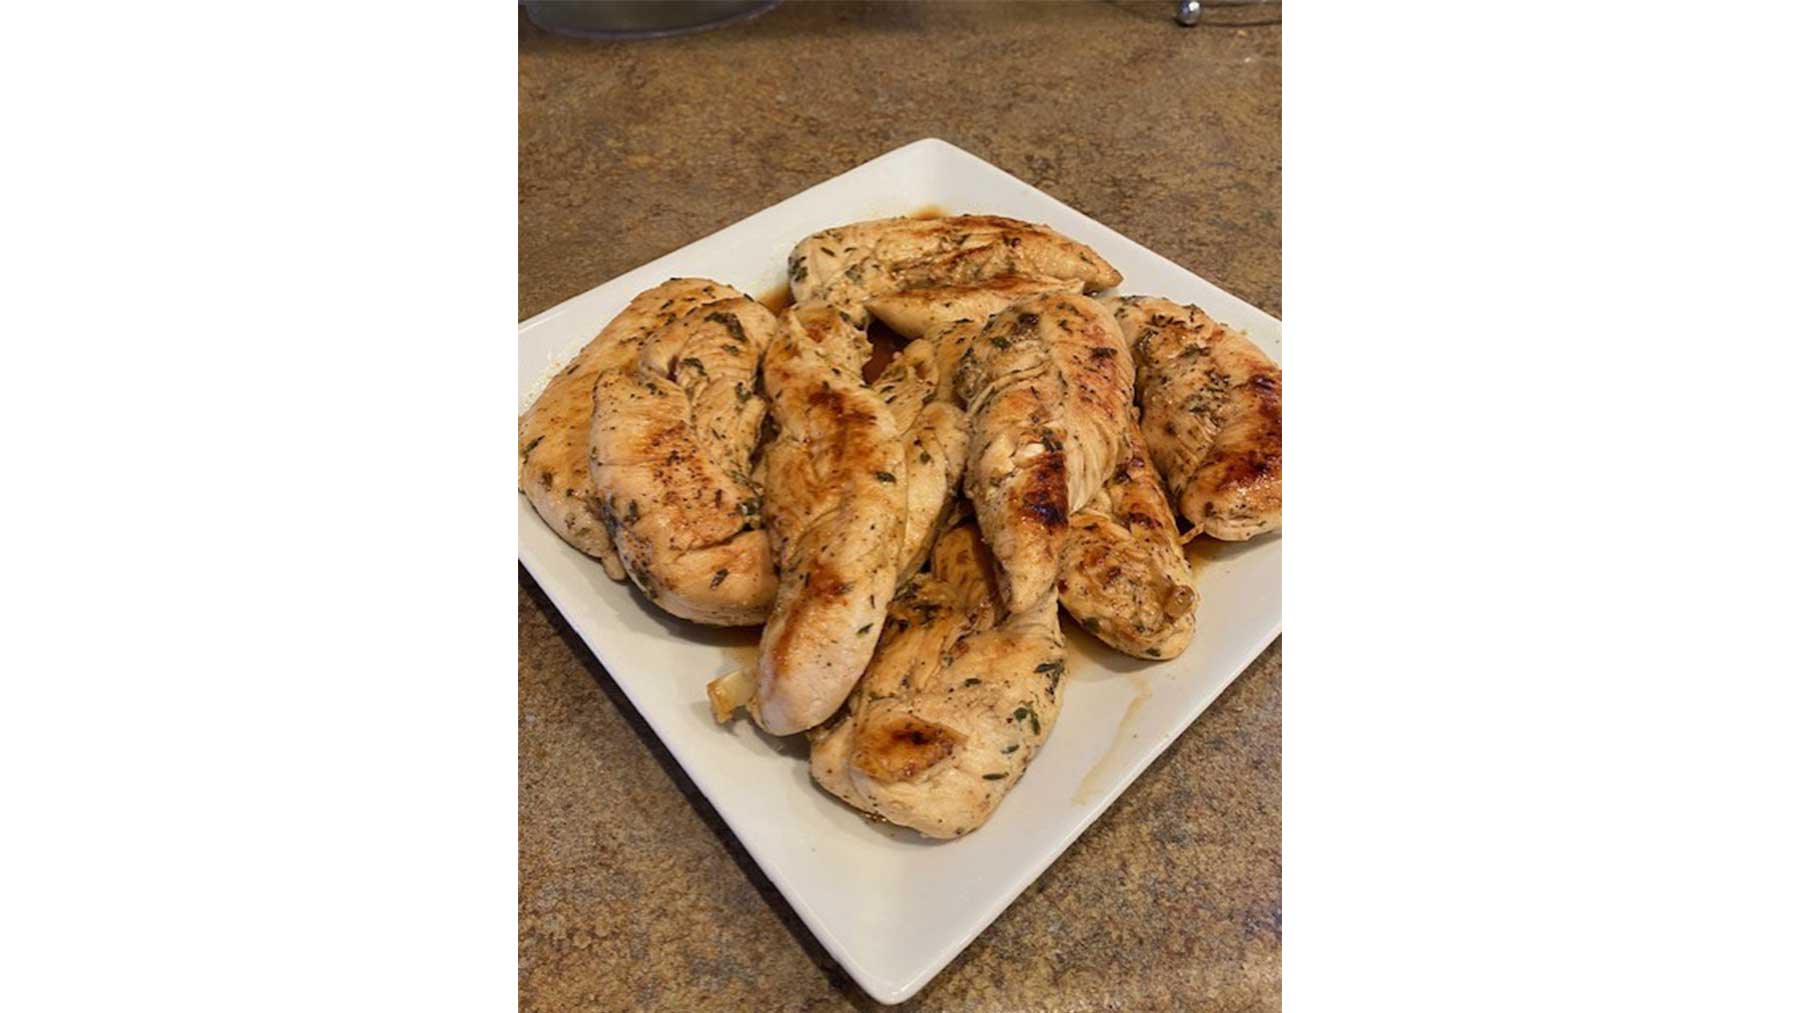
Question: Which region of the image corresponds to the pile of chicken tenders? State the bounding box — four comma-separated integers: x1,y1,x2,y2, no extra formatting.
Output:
520,214,1281,839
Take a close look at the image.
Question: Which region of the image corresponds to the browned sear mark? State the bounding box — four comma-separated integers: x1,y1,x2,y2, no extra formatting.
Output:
852,716,964,783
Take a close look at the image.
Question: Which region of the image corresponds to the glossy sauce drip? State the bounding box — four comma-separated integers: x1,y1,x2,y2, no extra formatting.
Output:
862,316,905,384
1072,668,1154,806
722,638,760,673
688,623,759,666
1186,534,1222,574
757,285,793,315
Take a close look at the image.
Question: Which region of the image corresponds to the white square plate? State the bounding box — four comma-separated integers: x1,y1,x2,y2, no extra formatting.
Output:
519,138,1281,1004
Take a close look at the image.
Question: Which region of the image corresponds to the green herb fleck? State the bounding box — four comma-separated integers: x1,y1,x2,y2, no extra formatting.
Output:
983,773,1007,781
873,471,896,483
703,311,749,347
1015,705,1041,735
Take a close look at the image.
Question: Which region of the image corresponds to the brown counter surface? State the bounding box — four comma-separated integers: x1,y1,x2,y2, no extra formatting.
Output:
520,3,1280,1008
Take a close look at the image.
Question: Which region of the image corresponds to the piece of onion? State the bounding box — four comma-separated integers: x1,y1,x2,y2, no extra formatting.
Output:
706,667,755,724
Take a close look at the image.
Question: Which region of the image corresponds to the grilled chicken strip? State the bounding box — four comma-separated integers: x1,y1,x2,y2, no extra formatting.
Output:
810,523,1066,839
753,302,909,735
869,338,971,582
709,305,972,734
586,281,779,625
952,294,1136,612
787,215,1120,324
1107,297,1282,540
864,274,1084,343
1058,421,1196,660
520,279,723,579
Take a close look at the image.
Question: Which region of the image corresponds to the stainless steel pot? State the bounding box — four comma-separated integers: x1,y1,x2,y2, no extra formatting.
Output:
522,1,781,40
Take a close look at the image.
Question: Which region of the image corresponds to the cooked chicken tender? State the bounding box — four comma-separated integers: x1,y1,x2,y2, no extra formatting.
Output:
1058,422,1196,660
952,294,1136,612
1107,297,1282,540
586,282,779,625
520,279,723,579
810,524,1065,839
753,303,909,735
864,274,1084,343
868,338,971,583
787,215,1120,323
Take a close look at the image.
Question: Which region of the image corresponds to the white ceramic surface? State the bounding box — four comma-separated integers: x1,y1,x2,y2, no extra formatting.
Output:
518,138,1282,1004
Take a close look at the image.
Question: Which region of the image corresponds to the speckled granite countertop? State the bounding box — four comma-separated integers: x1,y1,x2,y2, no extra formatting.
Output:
519,3,1280,1009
